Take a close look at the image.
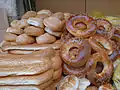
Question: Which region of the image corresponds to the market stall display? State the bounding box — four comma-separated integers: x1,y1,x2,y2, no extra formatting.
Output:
0,9,120,90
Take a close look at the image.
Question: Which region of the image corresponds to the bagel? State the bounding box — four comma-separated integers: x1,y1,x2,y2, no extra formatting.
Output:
66,15,96,38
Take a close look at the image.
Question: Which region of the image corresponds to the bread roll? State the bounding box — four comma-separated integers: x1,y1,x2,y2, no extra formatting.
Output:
45,27,62,37
24,26,44,36
22,11,37,19
11,19,28,29
52,12,64,20
0,41,17,47
2,43,61,51
0,69,53,85
35,14,49,19
27,17,44,28
6,27,24,35
36,33,56,44
37,9,52,16
43,16,65,32
4,33,17,42
16,34,35,45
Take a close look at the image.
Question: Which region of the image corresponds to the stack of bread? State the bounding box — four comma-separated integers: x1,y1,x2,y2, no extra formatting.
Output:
0,48,62,90
1,10,67,47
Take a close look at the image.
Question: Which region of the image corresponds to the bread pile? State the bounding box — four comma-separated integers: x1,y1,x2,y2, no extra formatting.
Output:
0,48,62,90
2,10,68,47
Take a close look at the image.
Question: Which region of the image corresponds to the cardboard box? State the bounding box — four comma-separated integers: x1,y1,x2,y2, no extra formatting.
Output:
86,0,120,16
36,0,85,13
36,0,120,16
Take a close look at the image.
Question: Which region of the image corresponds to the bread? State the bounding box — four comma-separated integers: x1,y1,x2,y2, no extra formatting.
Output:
2,43,61,51
43,16,65,32
6,27,24,35
37,9,52,16
0,57,52,76
24,26,44,36
11,19,28,29
45,27,62,37
22,11,37,19
52,12,64,20
27,17,44,28
0,69,53,85
4,33,17,42
16,34,35,45
36,33,56,44
53,68,62,80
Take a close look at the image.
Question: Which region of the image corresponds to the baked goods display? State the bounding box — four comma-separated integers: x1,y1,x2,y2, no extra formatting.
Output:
0,9,120,89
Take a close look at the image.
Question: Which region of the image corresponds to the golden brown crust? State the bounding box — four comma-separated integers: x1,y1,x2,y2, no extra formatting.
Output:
2,43,61,51
0,79,53,90
52,52,62,70
24,26,44,36
89,34,113,55
43,16,65,32
16,34,35,45
6,27,24,35
45,27,62,37
61,38,91,67
8,50,34,55
86,51,113,86
37,9,52,16
86,86,98,90
4,33,17,42
21,11,37,19
0,60,52,76
36,33,56,44
53,68,62,80
27,17,44,28
52,12,64,20
0,69,53,85
11,19,29,29
66,15,96,38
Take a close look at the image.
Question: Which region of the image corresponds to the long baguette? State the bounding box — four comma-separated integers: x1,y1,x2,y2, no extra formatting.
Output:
0,54,51,66
0,61,52,76
0,79,53,90
0,69,53,85
2,43,61,51
8,48,55,56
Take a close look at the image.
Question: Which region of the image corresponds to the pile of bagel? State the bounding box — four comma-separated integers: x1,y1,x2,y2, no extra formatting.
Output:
0,9,120,90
